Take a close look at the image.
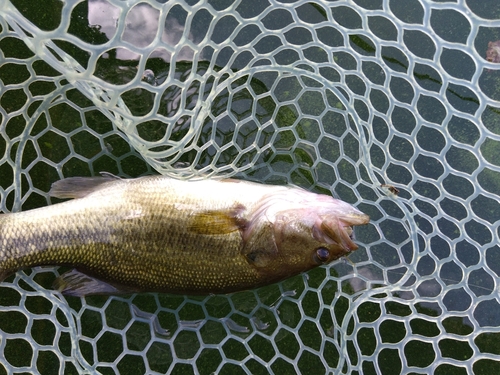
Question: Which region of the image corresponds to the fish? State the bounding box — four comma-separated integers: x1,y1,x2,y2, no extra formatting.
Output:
0,174,369,296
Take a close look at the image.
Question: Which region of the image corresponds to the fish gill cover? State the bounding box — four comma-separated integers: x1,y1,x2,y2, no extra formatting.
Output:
0,0,499,374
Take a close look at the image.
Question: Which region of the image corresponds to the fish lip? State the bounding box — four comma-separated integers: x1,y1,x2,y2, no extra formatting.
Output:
343,212,370,226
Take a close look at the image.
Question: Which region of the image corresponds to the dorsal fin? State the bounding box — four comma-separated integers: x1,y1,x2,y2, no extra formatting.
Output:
49,173,120,199
99,171,122,179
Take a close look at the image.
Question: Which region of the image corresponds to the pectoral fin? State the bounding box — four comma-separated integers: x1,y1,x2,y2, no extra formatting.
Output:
188,204,247,235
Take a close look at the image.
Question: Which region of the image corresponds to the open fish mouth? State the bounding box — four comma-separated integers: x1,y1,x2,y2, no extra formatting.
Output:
338,212,370,250
314,212,370,251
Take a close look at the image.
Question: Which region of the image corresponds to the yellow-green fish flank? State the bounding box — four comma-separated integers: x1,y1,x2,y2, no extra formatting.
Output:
0,175,369,296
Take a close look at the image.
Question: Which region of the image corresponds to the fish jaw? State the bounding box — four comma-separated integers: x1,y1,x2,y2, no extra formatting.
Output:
300,194,369,251
315,211,370,251
278,205,369,253
274,192,369,251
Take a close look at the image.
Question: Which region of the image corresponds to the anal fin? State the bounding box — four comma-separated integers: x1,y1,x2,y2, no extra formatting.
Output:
53,269,126,296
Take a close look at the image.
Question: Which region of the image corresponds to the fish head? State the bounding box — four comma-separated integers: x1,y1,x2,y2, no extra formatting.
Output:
242,190,370,282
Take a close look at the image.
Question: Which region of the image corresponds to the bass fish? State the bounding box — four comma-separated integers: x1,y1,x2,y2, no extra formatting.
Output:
0,174,369,296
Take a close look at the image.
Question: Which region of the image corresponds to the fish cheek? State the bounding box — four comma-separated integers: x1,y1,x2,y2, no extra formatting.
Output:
241,221,279,269
245,248,275,268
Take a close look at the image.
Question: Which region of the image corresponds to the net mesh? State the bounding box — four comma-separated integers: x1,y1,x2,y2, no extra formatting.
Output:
0,0,499,373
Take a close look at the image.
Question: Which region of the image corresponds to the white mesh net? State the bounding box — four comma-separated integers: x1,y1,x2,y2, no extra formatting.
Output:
0,0,499,373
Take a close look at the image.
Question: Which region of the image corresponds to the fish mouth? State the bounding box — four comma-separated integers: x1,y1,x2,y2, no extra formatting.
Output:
314,212,370,251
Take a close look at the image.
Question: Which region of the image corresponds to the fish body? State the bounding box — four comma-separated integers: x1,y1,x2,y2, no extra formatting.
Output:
0,175,369,296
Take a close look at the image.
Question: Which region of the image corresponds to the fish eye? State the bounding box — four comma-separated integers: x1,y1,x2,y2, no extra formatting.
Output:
314,247,330,264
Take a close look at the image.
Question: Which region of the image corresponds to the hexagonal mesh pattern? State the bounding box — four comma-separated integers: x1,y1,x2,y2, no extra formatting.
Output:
0,0,499,374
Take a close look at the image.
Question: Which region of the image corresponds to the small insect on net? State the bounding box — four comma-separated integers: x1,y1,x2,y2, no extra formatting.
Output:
0,0,499,374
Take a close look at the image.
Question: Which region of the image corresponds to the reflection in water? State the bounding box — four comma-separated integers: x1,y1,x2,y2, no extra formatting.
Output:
89,0,198,61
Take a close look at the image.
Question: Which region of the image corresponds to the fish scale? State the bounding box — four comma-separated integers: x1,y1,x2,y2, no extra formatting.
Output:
0,175,369,296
